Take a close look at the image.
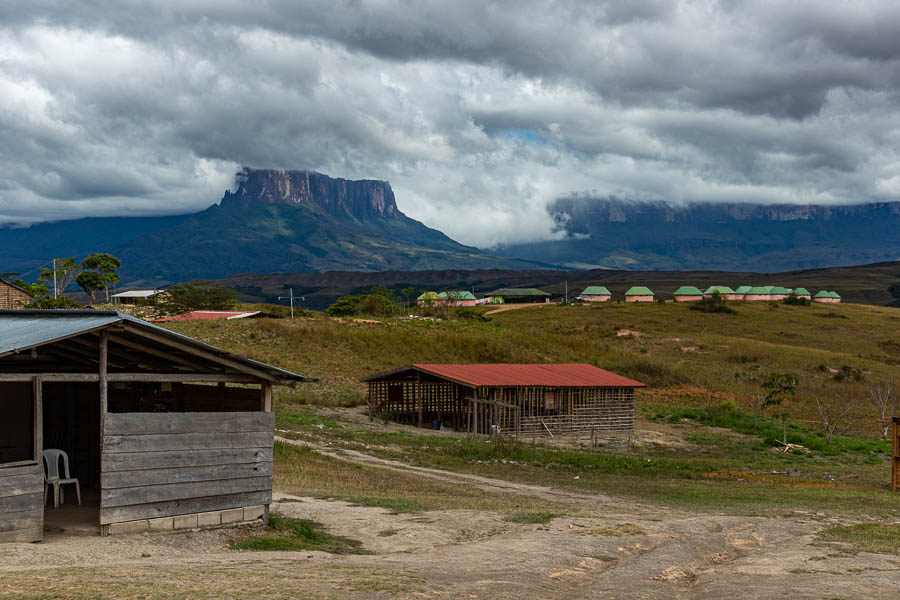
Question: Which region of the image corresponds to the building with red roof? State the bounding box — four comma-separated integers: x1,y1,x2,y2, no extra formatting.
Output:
362,363,645,436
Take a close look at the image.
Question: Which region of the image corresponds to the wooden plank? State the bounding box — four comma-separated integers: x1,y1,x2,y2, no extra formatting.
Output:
0,508,43,533
100,490,272,524
102,448,272,472
0,492,43,514
0,474,45,497
99,331,108,448
102,476,271,508
102,462,272,489
106,374,260,383
33,376,42,470
0,373,100,382
0,464,42,478
103,431,272,453
106,333,210,372
0,525,42,543
104,412,273,436
260,383,272,412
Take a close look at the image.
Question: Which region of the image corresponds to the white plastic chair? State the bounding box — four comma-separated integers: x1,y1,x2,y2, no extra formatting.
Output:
43,449,81,509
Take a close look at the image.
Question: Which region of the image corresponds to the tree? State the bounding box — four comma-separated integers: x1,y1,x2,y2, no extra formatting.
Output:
761,372,798,445
155,281,238,316
869,380,896,440
76,270,105,304
400,287,415,312
13,278,80,309
80,253,122,302
39,258,80,298
811,391,857,446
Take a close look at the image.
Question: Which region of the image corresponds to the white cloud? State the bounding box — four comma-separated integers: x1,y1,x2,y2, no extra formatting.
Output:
0,1,899,248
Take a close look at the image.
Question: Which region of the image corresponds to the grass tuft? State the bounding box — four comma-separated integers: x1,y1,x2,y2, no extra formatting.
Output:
230,514,370,554
504,512,560,524
817,523,900,555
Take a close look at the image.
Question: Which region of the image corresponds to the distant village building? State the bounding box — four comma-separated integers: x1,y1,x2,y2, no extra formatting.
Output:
362,363,645,437
483,288,551,303
417,291,441,306
768,286,790,301
703,286,741,301
437,291,477,307
110,290,165,305
743,286,771,301
734,285,752,299
672,286,703,302
0,279,31,310
580,286,611,303
790,288,812,300
624,286,654,302
814,291,841,304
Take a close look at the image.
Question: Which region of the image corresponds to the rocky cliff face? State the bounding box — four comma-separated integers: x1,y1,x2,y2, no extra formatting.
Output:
222,168,401,220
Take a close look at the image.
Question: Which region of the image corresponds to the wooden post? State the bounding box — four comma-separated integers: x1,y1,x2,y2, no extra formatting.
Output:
416,372,423,429
260,382,272,412
99,330,108,446
33,376,42,464
892,418,899,492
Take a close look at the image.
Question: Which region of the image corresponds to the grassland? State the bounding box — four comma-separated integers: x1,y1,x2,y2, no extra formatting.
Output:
163,300,899,520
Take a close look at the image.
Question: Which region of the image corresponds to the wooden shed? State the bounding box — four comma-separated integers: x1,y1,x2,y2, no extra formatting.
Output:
0,279,31,310
362,363,645,437
0,310,313,542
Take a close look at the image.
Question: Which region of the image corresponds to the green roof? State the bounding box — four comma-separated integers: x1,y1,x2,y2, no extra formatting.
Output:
763,286,775,293
703,286,735,294
625,286,654,296
814,290,831,298
439,291,476,300
485,288,551,297
829,291,841,298
734,286,751,294
417,291,440,300
581,286,611,296
791,288,810,295
746,287,770,295
673,286,703,296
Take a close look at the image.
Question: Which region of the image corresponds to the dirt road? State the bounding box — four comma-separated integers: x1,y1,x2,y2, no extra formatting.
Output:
3,440,898,599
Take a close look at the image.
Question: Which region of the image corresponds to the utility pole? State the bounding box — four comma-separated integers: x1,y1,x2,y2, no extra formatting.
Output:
565,281,568,305
52,259,58,299
278,288,296,318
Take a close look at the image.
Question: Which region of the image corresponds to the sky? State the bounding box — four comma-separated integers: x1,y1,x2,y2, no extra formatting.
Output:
1,0,899,248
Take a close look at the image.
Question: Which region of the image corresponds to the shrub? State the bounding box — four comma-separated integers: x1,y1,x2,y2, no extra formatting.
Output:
690,292,735,314
783,295,810,306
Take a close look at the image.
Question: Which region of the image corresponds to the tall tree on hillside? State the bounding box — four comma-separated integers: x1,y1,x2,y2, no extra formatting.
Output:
76,270,105,304
38,258,80,298
762,372,798,445
80,253,122,302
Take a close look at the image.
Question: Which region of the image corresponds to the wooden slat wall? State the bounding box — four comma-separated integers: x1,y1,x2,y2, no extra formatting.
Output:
892,420,899,492
0,463,44,542
100,412,273,525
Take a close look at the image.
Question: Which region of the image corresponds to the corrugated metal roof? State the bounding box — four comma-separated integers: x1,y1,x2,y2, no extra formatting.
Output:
0,310,313,382
625,286,654,296
363,363,645,388
581,286,611,296
154,310,261,322
438,291,476,300
111,290,161,298
704,286,735,294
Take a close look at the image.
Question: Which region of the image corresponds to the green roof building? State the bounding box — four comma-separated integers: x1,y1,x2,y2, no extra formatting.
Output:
673,286,703,298
625,286,654,302
791,287,811,297
417,291,440,302
703,285,735,295
581,286,612,296
438,291,476,301
734,285,752,295
484,288,551,303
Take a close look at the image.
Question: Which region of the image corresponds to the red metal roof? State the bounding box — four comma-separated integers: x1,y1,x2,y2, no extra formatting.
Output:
153,310,261,322
366,363,645,388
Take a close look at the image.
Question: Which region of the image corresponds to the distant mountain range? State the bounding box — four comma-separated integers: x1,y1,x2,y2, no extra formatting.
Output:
0,169,541,285
1,169,898,284
499,197,900,271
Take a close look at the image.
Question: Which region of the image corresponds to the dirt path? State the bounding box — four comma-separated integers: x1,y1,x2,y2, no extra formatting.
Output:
484,303,547,315
4,440,898,599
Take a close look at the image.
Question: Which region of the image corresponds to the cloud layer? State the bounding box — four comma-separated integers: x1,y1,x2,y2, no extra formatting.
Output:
1,1,899,246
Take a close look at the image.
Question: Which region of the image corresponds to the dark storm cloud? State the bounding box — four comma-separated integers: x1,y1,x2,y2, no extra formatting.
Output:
0,1,898,246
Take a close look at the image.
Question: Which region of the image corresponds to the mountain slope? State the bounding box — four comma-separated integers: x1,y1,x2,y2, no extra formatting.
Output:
498,198,900,271
115,169,541,285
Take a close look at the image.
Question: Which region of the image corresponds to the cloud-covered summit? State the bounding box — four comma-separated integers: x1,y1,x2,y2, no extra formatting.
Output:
1,1,899,247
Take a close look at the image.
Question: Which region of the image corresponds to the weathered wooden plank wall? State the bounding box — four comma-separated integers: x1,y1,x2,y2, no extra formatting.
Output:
100,412,273,525
0,463,44,542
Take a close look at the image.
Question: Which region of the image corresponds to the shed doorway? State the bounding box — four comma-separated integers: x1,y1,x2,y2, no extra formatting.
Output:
41,383,101,536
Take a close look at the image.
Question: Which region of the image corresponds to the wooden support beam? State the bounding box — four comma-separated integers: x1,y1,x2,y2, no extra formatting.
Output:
260,382,272,412
122,325,276,381
416,372,423,428
106,334,211,372
0,373,273,383
99,331,108,445
33,376,42,464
